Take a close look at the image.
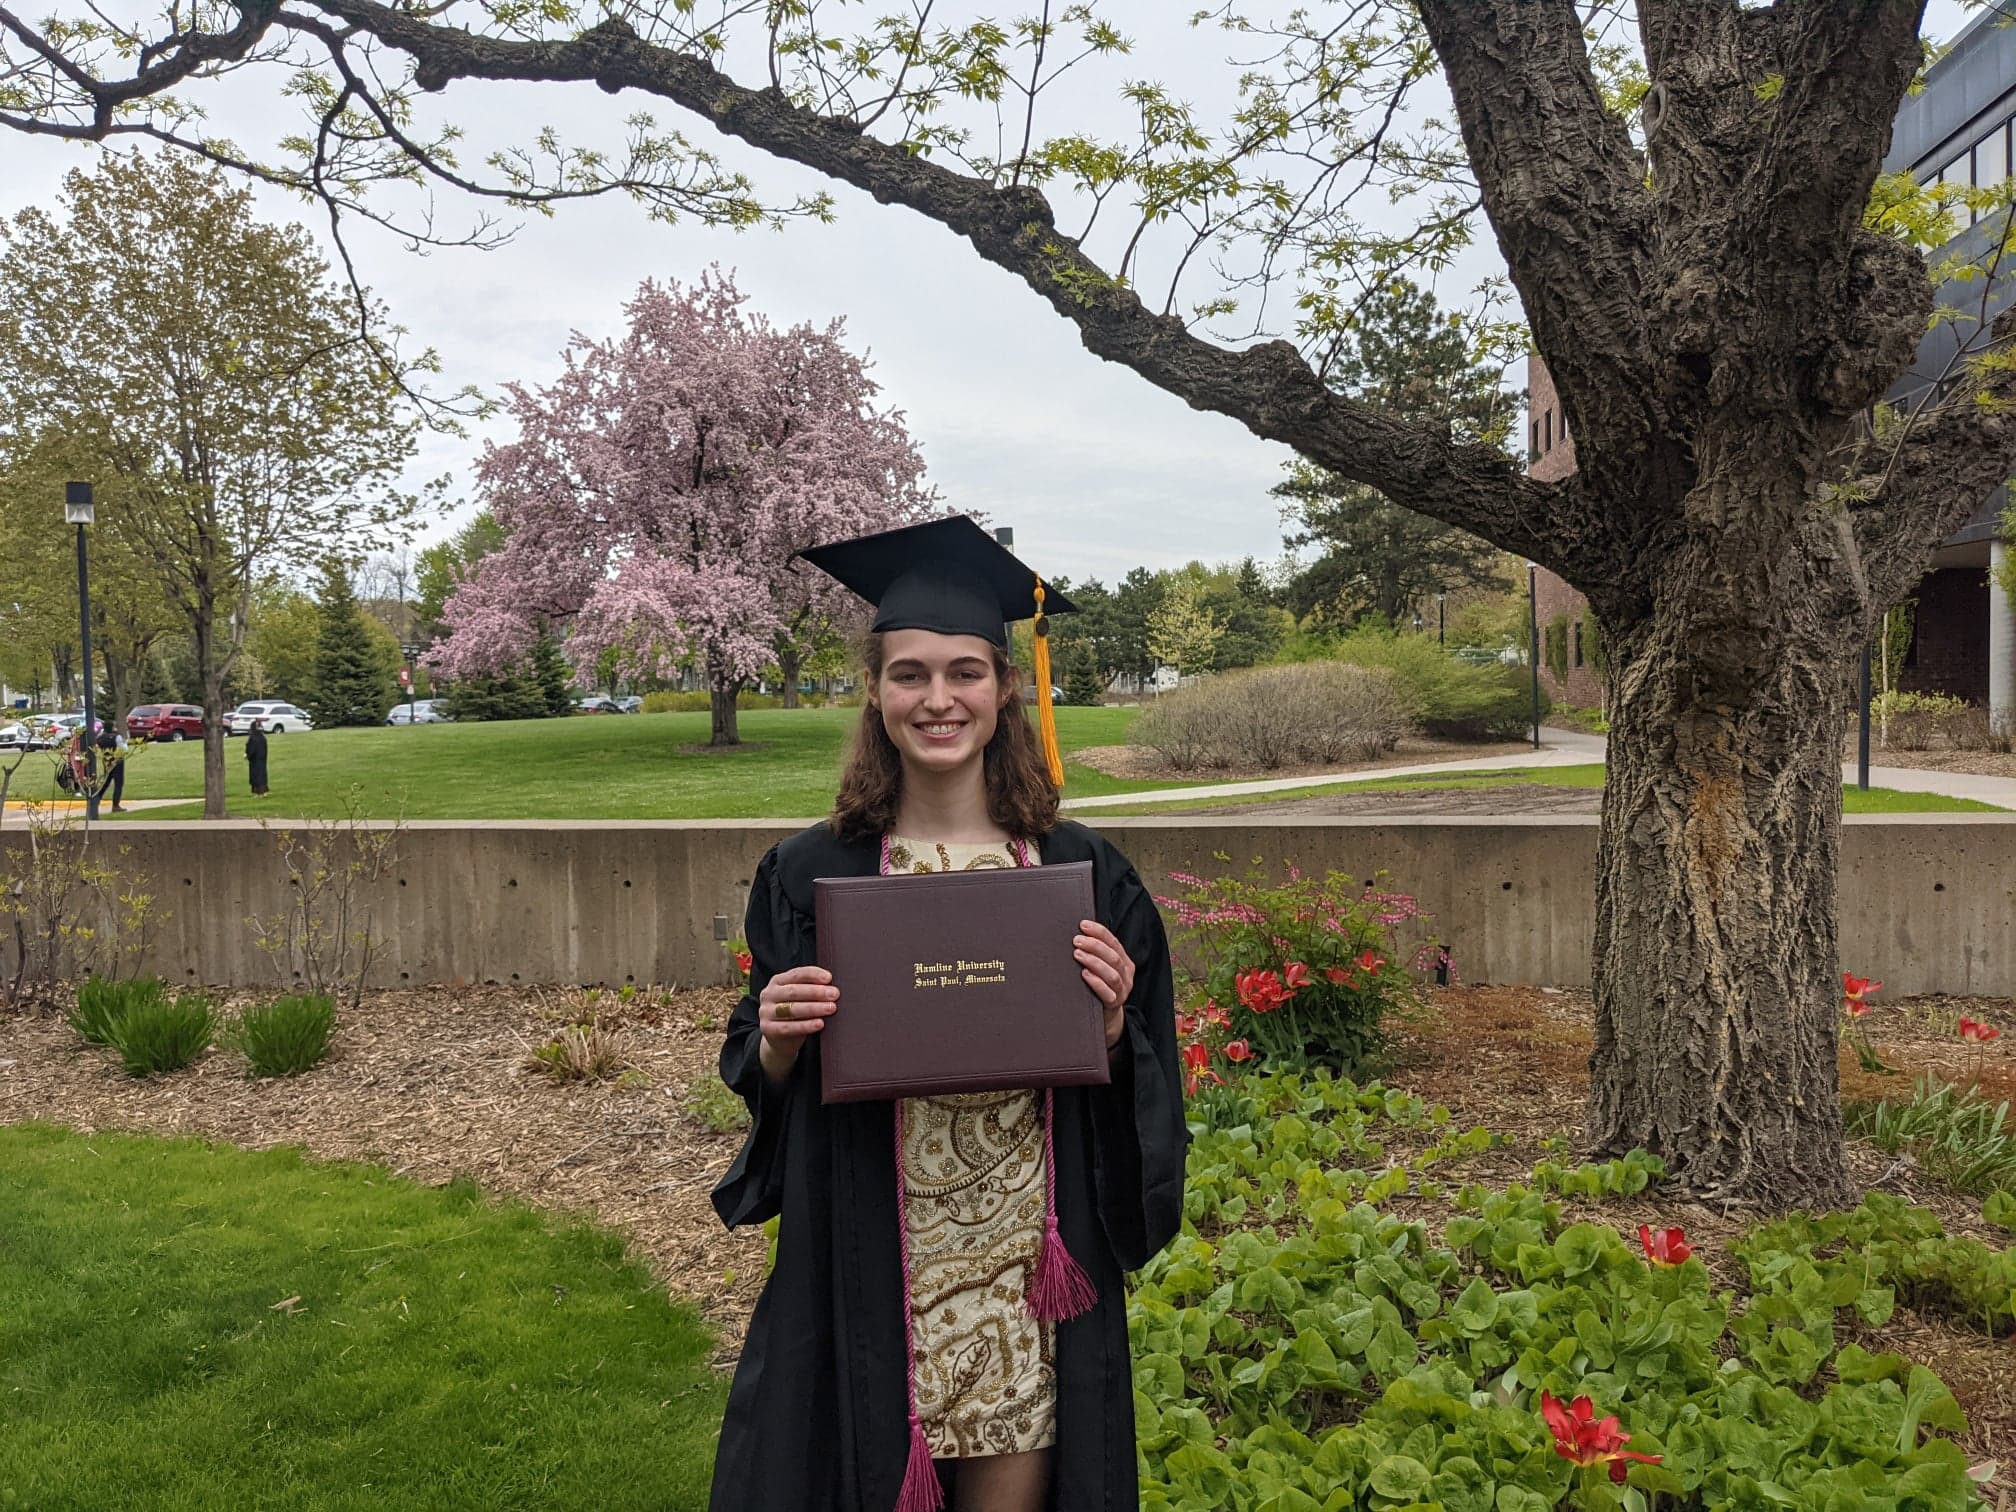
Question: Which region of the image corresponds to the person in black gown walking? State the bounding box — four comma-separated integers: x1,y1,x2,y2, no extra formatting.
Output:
244,719,269,797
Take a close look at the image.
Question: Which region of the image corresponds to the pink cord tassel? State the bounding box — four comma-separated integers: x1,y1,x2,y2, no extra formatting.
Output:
1026,1087,1098,1322
895,1412,944,1512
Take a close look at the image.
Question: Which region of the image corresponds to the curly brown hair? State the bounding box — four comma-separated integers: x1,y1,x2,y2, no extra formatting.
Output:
829,633,1062,845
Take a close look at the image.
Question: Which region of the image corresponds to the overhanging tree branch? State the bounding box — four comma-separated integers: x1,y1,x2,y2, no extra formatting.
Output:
283,0,1612,579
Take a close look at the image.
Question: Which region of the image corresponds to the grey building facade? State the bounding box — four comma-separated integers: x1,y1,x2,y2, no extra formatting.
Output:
1882,3,2015,727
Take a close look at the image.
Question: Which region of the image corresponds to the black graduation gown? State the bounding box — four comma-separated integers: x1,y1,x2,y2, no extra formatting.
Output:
708,820,1188,1512
244,729,269,791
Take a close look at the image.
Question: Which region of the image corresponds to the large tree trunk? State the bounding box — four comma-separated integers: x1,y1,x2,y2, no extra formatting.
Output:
1586,454,1859,1206
194,599,227,819
708,656,740,747
778,644,801,710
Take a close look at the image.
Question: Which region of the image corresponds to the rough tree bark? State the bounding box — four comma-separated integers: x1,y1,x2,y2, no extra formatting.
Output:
18,0,2016,1203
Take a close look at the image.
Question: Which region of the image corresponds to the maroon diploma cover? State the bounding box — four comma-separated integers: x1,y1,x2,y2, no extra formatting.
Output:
813,860,1111,1103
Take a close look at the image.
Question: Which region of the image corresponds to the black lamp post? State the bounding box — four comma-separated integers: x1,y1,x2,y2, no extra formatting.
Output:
1438,592,1446,646
1857,646,1872,792
65,482,99,821
1526,560,1541,750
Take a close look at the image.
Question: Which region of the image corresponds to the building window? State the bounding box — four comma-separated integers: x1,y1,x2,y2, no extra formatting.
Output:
1530,419,1540,459
1543,412,1553,450
1572,620,1584,668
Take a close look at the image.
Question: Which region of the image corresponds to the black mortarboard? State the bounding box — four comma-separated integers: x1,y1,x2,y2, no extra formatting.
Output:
794,516,1077,648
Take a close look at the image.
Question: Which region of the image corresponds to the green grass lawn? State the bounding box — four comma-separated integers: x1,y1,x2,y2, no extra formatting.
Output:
25,718,2003,819
63,706,1176,820
0,1123,725,1511
1085,762,2006,814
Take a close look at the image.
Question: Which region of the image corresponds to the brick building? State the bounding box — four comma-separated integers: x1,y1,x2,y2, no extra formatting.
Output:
1528,6,2016,722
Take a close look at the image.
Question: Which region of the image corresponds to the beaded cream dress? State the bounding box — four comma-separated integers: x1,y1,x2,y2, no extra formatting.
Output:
886,835,1057,1459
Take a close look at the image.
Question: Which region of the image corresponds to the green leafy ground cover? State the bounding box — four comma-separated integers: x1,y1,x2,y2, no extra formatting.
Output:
1086,764,2003,815
1134,1071,2007,1511
0,1123,726,1510
48,707,1160,820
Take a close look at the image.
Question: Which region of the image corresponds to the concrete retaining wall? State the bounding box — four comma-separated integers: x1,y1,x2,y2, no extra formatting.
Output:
4,815,2012,995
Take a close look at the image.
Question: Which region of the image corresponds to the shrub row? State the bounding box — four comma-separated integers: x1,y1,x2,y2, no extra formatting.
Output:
1863,690,2015,753
1131,663,1415,771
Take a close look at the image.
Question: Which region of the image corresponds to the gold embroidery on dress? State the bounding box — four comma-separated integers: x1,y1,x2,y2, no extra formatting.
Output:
889,835,1057,1459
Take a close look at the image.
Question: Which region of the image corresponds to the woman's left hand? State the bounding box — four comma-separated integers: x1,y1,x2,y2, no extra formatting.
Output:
1074,919,1135,1051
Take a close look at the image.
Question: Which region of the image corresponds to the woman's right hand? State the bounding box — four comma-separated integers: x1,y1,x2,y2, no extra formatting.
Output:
757,966,838,1080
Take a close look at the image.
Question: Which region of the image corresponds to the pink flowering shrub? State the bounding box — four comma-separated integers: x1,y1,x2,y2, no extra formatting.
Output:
1157,863,1446,1075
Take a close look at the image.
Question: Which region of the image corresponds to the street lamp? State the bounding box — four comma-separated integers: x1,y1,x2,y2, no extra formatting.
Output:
1438,592,1446,647
65,482,100,821
1526,560,1541,751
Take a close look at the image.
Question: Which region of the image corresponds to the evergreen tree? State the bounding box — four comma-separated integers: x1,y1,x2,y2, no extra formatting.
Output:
1063,642,1104,707
437,668,545,722
531,624,575,717
305,561,390,727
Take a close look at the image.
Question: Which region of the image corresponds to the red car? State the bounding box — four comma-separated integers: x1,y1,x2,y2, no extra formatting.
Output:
126,703,207,742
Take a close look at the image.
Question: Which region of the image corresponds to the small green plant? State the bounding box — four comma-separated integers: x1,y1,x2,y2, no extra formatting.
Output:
226,992,336,1077
526,1021,626,1082
1848,1076,2016,1197
66,974,167,1046
684,1072,751,1133
107,992,214,1077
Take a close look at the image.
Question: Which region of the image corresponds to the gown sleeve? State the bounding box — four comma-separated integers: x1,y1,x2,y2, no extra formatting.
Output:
1088,858,1188,1271
711,846,808,1230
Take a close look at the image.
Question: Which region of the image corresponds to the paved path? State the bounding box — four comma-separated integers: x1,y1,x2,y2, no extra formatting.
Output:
1063,732,1597,810
1064,725,2016,810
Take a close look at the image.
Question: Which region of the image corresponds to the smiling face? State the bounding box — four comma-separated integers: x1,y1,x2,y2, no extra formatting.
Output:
873,627,1009,776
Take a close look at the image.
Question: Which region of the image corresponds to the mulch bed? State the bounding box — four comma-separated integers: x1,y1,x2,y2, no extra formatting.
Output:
1841,741,2016,781
1073,737,1536,785
2,981,2010,1480
1179,785,1598,816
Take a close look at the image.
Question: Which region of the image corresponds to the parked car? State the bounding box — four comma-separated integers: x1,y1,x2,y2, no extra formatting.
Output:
0,721,53,751
386,699,450,725
615,695,643,713
226,701,314,735
1022,684,1066,704
575,696,627,715
126,703,207,742
37,713,86,742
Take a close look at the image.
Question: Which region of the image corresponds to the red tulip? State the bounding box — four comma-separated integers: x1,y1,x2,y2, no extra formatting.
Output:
1638,1224,1692,1267
1223,1039,1253,1062
1842,971,1881,1014
1540,1391,1663,1484
733,950,753,976
1960,1016,2003,1044
1176,1012,1200,1039
1324,966,1356,986
1283,961,1312,990
1355,948,1385,973
1203,1001,1231,1030
1181,1041,1224,1097
1236,968,1292,1014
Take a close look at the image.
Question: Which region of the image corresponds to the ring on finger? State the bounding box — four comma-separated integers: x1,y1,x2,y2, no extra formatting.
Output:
777,1000,794,1021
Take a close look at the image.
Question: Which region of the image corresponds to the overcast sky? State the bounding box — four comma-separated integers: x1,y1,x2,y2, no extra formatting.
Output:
0,2,1979,587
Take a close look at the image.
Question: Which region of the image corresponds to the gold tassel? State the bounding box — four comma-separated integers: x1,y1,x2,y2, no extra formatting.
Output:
1032,577,1065,788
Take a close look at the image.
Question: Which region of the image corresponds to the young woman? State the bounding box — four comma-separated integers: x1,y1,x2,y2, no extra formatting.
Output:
708,518,1187,1512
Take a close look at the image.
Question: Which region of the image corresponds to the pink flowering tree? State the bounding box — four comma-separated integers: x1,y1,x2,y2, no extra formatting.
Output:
430,270,937,744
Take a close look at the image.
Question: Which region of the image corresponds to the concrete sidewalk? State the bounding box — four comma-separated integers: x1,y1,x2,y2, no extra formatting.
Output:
1063,724,2016,810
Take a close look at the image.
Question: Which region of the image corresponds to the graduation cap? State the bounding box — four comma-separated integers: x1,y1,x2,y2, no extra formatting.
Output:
796,516,1076,786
